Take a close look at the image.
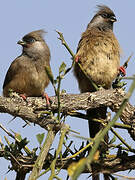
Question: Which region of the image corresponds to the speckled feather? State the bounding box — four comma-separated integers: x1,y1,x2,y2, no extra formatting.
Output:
74,5,120,179
74,4,120,150
74,27,120,92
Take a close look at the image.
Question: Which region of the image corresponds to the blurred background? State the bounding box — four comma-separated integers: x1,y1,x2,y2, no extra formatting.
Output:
0,0,135,179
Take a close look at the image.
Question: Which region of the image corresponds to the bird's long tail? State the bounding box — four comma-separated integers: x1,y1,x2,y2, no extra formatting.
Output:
87,106,110,180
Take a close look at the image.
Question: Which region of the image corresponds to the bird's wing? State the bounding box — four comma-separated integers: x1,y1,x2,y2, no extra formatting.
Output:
3,56,27,89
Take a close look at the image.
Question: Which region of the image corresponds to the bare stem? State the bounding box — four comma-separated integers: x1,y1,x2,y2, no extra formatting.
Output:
28,130,56,180
110,128,135,152
56,30,75,58
49,124,69,180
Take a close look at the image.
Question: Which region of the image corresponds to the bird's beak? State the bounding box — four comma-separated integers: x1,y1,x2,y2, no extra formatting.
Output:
17,40,26,46
110,16,117,22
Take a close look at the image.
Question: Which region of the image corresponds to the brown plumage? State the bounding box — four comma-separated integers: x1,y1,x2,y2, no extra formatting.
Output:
3,30,51,98
74,5,120,179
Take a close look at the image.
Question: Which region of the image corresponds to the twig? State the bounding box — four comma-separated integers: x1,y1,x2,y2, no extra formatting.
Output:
109,144,133,152
62,141,93,161
49,124,69,180
62,141,74,157
67,111,132,131
4,136,10,146
56,75,62,122
9,152,21,167
120,75,135,80
0,123,31,155
113,173,135,180
114,123,131,130
110,128,135,152
54,175,62,180
0,123,14,138
123,54,133,69
56,30,98,91
37,168,50,179
28,129,56,180
56,30,75,58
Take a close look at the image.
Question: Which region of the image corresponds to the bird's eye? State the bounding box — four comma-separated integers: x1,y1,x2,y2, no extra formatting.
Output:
27,37,36,43
101,13,108,18
23,37,36,43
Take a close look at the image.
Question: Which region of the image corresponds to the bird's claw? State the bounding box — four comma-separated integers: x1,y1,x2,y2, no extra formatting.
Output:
75,56,80,63
20,94,27,101
119,66,126,77
42,93,52,106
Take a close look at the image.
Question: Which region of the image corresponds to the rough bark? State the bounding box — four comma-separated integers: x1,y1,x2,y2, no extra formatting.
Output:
1,88,135,176
0,88,135,139
1,149,135,175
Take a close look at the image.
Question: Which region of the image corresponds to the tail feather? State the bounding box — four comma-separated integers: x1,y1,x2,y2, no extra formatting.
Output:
87,106,110,180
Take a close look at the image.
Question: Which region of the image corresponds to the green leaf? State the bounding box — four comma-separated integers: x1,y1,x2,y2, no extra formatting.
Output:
61,89,66,94
59,62,66,74
36,133,45,145
45,66,54,84
15,133,22,142
117,143,122,146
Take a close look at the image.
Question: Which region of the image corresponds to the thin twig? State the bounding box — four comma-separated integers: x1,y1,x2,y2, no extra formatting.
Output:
62,141,93,161
57,74,62,122
9,152,21,167
120,75,135,80
110,128,135,152
0,123,14,138
49,124,69,180
123,54,133,69
113,173,135,180
109,144,133,152
56,30,75,58
28,129,56,180
37,168,50,179
0,123,31,155
67,111,132,130
56,30,98,90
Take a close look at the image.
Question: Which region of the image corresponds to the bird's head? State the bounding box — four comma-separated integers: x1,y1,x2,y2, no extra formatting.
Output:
17,30,50,59
87,5,117,30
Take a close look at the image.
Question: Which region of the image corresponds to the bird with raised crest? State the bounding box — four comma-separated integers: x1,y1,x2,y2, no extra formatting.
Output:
74,5,121,180
3,30,51,104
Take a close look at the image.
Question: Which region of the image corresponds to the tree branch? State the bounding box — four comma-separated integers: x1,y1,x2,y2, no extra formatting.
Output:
0,88,135,139
1,148,135,175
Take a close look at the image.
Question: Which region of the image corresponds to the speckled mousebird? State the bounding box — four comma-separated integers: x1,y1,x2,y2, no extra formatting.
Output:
3,30,51,103
74,5,120,179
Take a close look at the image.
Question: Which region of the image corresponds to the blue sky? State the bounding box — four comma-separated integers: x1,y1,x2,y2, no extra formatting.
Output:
0,1,135,179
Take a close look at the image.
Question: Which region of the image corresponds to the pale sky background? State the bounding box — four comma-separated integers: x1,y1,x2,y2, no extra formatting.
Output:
0,1,135,180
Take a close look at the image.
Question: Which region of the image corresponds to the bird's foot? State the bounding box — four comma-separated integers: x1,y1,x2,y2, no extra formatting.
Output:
119,66,126,77
20,94,27,101
42,93,51,106
75,56,80,63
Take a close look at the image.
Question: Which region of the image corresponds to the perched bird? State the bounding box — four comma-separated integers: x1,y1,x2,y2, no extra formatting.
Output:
3,30,51,103
74,5,120,179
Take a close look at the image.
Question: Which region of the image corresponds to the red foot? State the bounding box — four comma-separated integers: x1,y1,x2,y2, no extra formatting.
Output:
119,66,126,77
75,56,80,63
42,93,51,106
20,94,27,101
